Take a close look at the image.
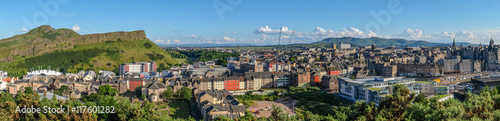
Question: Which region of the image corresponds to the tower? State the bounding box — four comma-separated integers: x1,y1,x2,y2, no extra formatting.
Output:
372,43,376,51
490,38,494,50
452,38,456,48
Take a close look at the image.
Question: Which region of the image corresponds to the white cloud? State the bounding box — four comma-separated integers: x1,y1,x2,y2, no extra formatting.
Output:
181,35,198,38
431,31,455,40
154,39,164,43
311,27,378,38
172,26,500,45
72,24,81,32
154,39,179,44
312,27,333,35
252,26,382,45
223,36,236,41
455,30,475,40
391,28,422,39
254,26,294,34
427,30,477,43
20,28,29,32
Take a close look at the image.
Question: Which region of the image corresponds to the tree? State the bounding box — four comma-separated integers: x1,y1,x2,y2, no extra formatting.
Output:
98,84,118,96
216,59,228,67
158,63,167,71
81,93,100,102
143,42,153,48
60,85,68,91
377,84,416,121
350,101,378,120
289,56,296,62
24,87,34,94
135,86,143,97
271,104,284,121
178,87,192,101
160,87,174,101
414,93,428,104
214,115,231,121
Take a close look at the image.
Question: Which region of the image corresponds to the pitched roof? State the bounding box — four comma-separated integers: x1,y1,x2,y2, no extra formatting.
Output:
147,81,167,90
1,77,18,83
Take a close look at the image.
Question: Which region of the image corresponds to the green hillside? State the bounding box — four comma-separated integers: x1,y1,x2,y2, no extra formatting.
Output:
0,25,185,77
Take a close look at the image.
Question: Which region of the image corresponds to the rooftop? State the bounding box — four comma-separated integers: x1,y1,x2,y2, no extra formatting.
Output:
339,76,408,84
368,87,382,91
472,77,500,82
415,81,433,84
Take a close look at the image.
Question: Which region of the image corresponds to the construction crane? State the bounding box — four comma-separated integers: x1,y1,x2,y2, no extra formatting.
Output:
278,28,282,47
288,31,295,45
276,28,282,72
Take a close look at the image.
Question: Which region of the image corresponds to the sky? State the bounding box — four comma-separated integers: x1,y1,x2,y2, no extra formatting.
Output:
1,0,500,45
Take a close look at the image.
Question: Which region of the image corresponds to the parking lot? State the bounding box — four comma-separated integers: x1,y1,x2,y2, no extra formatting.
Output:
247,97,298,117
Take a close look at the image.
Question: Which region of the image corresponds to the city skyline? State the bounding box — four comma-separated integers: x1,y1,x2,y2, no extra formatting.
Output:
2,0,500,45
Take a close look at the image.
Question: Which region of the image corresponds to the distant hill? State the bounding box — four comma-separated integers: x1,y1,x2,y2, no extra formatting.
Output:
313,37,454,47
160,43,257,48
0,25,185,77
313,37,472,47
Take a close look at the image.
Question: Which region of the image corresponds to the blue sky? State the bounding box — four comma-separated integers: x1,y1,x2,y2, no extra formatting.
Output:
1,0,500,45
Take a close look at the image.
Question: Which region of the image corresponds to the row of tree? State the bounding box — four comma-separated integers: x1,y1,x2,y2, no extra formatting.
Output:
0,85,196,121
178,50,239,65
213,85,500,121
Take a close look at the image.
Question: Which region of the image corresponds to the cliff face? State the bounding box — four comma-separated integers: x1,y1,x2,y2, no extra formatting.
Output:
0,25,147,61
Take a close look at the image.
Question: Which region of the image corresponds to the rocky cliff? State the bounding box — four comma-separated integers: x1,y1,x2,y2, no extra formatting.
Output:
0,25,147,61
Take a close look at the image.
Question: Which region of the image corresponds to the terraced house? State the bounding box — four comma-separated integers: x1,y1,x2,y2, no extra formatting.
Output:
196,90,246,121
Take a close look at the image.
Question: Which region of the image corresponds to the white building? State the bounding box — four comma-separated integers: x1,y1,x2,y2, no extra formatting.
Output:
338,76,418,104
119,62,157,76
0,71,7,78
26,69,62,76
339,43,351,49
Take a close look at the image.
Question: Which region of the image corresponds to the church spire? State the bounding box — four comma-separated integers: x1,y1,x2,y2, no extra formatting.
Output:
452,38,456,48
490,38,494,49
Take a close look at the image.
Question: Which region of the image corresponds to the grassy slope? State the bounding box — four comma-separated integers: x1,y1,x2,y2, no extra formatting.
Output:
66,39,185,72
0,25,186,76
1,39,185,76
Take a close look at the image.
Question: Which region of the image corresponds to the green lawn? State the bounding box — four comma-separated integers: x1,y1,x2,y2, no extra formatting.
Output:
158,103,168,109
368,87,382,91
157,100,191,119
435,94,450,99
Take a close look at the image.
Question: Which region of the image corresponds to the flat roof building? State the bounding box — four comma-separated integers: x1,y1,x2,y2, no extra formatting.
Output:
338,76,418,104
